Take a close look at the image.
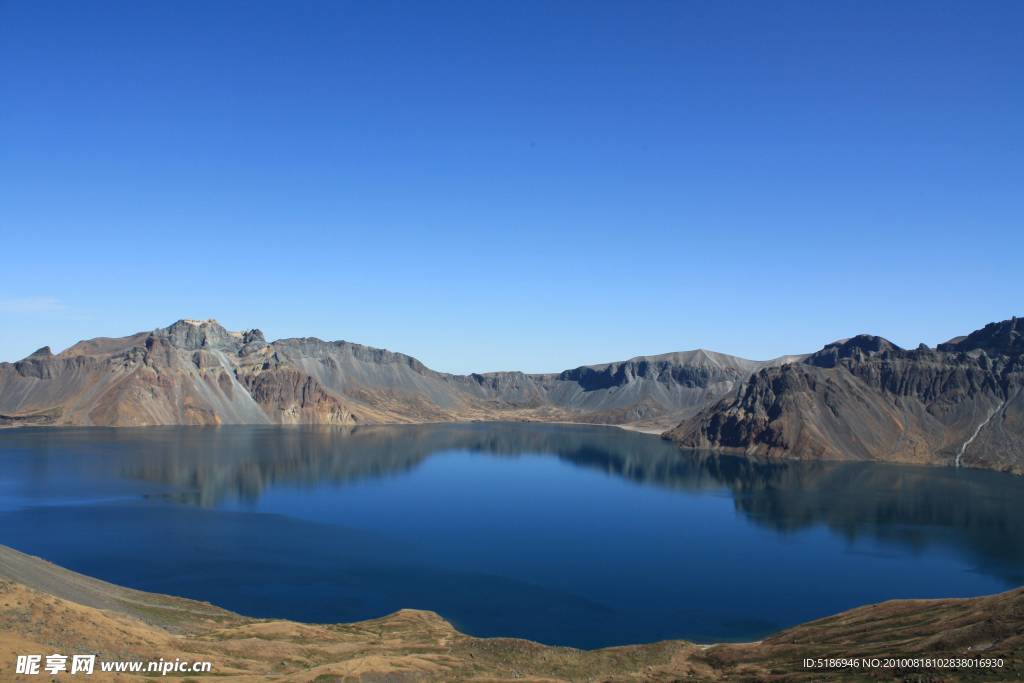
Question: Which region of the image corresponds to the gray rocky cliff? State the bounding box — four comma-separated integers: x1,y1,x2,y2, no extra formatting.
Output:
667,317,1024,473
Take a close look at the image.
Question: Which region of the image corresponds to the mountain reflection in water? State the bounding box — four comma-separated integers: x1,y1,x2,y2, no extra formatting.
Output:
1,422,1023,647
88,426,1024,552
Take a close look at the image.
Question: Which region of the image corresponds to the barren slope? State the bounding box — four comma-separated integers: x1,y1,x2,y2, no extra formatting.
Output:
0,319,791,430
668,317,1024,473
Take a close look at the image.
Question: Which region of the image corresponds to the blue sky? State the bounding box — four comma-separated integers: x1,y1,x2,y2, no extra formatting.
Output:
1,1,1022,373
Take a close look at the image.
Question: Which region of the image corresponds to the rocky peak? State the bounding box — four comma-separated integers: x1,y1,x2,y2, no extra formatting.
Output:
937,317,1023,356
160,319,239,351
27,346,53,358
242,329,266,344
806,335,900,368
239,328,268,355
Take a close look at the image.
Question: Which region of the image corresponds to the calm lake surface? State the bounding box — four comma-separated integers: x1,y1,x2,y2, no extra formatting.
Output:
2,423,1023,648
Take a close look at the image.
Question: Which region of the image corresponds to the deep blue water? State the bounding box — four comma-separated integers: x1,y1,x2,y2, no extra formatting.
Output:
2,423,1023,649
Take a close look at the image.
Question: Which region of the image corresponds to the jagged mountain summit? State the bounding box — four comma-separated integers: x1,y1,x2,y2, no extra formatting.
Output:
668,316,1024,473
0,319,795,430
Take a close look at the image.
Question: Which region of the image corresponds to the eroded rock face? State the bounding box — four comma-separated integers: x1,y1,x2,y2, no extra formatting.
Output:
0,319,792,430
668,317,1024,473
238,366,356,425
938,316,1024,355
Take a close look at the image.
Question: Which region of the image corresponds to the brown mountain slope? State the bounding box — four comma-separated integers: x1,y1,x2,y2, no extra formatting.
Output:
667,317,1024,473
1,544,1021,681
0,319,794,430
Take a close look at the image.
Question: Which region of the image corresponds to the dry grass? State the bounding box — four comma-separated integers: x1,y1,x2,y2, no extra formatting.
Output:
1,545,1022,681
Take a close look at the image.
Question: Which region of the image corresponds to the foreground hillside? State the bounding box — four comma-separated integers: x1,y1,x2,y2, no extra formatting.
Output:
0,545,1019,682
0,319,790,430
669,317,1024,473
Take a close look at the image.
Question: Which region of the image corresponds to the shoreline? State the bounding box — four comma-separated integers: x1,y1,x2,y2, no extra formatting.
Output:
1,543,1021,681
6,420,1022,480
0,416,675,436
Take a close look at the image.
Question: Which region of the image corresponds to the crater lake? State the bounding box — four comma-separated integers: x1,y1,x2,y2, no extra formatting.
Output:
2,422,1022,649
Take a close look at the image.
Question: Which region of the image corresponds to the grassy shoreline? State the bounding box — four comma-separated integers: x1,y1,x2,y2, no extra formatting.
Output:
2,544,1021,681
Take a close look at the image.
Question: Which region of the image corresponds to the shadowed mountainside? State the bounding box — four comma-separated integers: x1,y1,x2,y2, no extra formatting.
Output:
668,317,1024,473
0,319,795,430
1,544,1021,681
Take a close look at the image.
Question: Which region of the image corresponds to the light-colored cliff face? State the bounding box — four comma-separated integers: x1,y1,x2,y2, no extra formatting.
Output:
0,319,792,429
668,317,1024,473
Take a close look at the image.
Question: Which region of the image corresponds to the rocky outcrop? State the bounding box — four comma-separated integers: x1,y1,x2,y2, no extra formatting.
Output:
237,367,357,425
0,319,794,430
668,317,1024,473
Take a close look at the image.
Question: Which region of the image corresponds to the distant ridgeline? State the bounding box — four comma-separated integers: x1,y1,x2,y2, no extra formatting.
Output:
0,318,793,432
2,316,1023,473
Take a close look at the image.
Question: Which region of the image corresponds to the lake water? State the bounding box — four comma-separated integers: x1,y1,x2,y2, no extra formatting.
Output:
1,423,1023,648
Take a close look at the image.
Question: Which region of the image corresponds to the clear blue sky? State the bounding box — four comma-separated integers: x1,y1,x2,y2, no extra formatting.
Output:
1,1,1022,373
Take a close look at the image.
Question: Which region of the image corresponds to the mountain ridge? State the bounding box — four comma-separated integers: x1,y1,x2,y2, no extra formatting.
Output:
8,315,1024,474
668,316,1024,473
0,318,794,431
